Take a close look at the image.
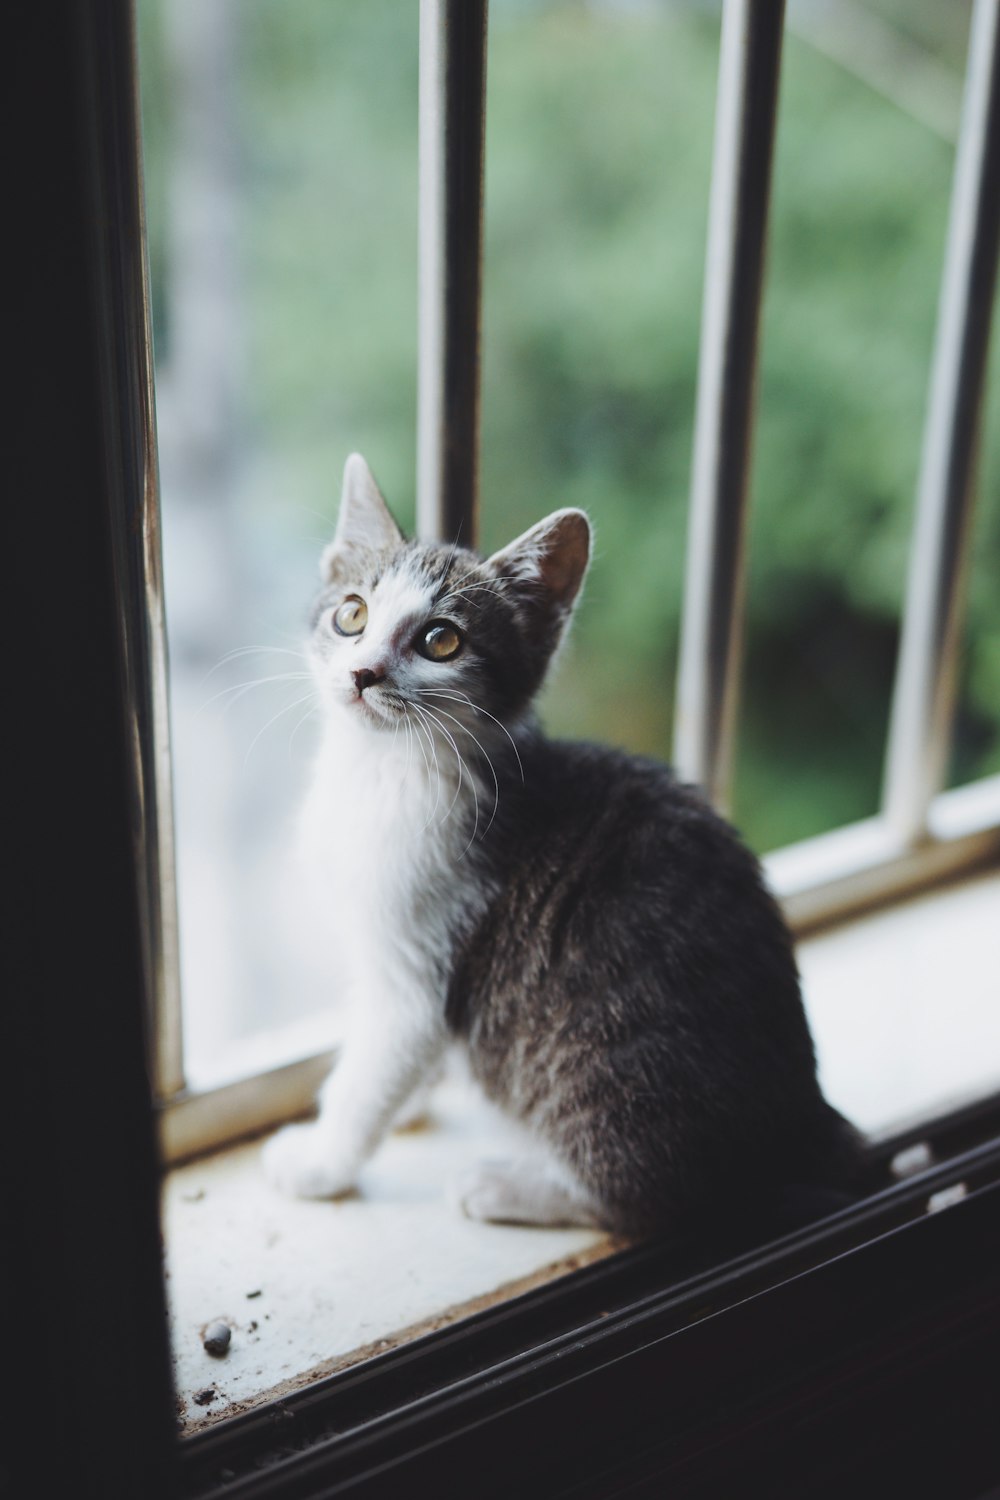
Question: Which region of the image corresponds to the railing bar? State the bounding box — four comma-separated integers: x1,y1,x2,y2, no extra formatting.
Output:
673,0,786,810
416,0,488,548
883,0,1000,843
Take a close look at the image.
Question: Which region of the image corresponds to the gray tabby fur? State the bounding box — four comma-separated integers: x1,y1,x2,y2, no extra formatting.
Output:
263,454,863,1239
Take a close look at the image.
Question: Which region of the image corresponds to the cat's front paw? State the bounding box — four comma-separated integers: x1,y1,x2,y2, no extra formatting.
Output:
451,1160,521,1223
261,1124,356,1200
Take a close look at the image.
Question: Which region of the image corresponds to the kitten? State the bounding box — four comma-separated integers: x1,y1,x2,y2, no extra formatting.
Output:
263,453,863,1238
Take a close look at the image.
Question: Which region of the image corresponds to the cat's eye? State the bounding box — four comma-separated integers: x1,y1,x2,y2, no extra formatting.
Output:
418,622,462,661
333,596,368,636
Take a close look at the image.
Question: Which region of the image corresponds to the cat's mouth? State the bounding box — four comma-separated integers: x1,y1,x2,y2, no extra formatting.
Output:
351,687,405,727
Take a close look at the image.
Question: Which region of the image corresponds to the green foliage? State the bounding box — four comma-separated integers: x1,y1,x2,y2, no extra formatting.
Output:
139,0,998,852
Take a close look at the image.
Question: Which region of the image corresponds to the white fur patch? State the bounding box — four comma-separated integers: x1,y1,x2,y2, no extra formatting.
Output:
264,559,498,1201
452,1156,601,1228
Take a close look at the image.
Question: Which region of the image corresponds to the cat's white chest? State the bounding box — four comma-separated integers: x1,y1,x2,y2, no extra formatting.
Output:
297,722,484,1002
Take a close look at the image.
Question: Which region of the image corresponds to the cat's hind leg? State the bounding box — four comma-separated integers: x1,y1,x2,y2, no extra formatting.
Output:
390,1053,446,1132
452,1155,604,1229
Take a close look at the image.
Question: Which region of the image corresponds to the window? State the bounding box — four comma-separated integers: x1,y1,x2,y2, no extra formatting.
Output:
142,0,1000,1165
9,2,1000,1498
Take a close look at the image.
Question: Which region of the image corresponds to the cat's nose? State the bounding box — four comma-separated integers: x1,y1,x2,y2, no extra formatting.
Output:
352,666,386,694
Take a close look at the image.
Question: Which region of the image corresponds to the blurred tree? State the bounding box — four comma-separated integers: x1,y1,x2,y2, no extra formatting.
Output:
138,0,998,855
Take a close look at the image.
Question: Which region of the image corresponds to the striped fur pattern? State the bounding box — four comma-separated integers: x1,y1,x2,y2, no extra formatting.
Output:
263,455,862,1237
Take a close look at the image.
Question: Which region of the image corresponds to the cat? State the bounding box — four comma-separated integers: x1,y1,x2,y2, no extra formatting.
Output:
262,452,863,1238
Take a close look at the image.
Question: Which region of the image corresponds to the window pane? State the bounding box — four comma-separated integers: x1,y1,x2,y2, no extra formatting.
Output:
142,0,1000,1427
734,0,973,851
139,0,418,1080
949,274,1000,788
481,2,716,762
140,0,993,1092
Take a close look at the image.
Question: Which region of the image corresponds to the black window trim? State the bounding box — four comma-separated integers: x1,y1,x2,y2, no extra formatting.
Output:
178,1115,1000,1498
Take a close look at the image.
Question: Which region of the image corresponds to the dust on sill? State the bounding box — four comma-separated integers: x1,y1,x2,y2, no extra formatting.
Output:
163,1075,621,1433
164,864,1000,1433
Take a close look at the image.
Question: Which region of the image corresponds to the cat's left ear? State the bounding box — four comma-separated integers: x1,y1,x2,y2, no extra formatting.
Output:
486,509,591,619
321,453,404,581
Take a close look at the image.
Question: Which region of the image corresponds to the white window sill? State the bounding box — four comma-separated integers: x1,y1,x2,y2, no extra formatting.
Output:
164,1074,619,1432
164,864,1000,1432
798,863,1000,1139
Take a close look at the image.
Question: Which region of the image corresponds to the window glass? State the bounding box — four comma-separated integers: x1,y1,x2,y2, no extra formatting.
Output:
139,1,419,1079
949,275,1000,788
736,0,975,850
141,0,1000,1425
481,1,716,761
139,0,994,1082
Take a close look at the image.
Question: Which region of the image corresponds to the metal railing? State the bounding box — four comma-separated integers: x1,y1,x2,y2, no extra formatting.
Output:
673,0,786,813
768,0,1000,929
417,0,488,548
882,0,1000,842
148,0,1000,1159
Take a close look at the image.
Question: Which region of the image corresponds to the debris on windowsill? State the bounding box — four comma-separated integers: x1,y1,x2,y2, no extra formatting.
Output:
164,1075,617,1431
889,1140,935,1179
926,1181,968,1214
202,1319,232,1356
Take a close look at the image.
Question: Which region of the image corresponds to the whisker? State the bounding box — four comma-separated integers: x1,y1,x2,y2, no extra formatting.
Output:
414,704,477,847
416,690,525,783
411,703,457,825
243,690,318,767
419,703,500,835
202,645,310,684
412,701,457,828
431,528,465,608
403,713,414,782
408,703,443,827
288,703,320,758
405,707,441,833
444,590,484,612
451,573,523,588
407,704,433,780
285,501,339,545
201,672,314,713
416,704,495,850
437,573,527,612
439,587,495,611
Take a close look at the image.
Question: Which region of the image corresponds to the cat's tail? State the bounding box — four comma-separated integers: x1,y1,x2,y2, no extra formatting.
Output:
764,1103,881,1235
818,1101,872,1185
693,1104,879,1246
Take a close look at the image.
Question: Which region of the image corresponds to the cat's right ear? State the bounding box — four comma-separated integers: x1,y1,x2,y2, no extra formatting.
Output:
486,509,592,617
320,453,404,582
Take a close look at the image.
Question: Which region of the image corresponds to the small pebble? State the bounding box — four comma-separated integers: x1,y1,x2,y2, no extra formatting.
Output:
193,1388,217,1406
203,1320,232,1357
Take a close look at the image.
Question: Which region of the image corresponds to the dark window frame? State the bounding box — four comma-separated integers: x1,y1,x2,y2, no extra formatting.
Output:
176,1120,1000,1498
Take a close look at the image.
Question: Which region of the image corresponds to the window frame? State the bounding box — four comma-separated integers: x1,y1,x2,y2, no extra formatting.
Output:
178,1129,1000,1498
9,3,998,1497
8,4,182,1497
153,0,1000,1164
